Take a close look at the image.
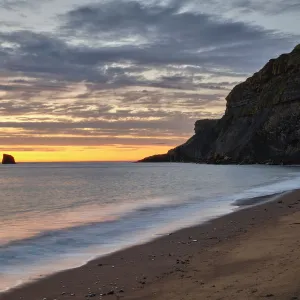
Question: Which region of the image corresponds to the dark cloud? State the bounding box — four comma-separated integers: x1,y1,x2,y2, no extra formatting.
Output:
61,0,297,70
0,147,58,152
0,111,205,146
0,86,225,120
0,114,196,132
63,0,266,43
0,1,297,83
0,107,219,144
0,135,185,146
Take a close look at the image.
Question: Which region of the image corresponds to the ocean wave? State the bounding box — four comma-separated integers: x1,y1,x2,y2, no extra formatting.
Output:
231,175,300,206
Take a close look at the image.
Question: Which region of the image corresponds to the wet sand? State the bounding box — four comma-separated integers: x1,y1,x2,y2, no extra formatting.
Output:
2,190,300,300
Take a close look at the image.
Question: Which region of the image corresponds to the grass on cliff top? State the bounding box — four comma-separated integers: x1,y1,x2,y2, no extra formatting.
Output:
293,44,300,51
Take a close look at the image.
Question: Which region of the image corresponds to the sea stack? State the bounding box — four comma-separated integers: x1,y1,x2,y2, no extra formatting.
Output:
2,154,16,164
139,44,300,165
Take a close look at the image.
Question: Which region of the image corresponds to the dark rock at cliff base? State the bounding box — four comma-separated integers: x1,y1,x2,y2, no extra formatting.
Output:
139,44,300,165
2,154,16,164
137,154,171,162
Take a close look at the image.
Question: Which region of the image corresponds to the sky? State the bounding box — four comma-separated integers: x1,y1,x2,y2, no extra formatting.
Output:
0,0,299,162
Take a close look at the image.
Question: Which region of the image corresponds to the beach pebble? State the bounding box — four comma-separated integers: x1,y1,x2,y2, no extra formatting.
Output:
85,293,97,298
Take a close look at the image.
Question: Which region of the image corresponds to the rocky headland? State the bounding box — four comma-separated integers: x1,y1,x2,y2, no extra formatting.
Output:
2,154,16,164
139,45,300,164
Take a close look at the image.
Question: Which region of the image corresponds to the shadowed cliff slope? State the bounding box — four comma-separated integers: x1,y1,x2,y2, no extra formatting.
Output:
139,45,300,164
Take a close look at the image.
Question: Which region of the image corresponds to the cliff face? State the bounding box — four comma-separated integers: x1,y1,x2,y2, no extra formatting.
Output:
139,45,300,164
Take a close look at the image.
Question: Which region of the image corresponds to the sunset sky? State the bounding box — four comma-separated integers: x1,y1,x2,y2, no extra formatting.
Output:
0,0,299,162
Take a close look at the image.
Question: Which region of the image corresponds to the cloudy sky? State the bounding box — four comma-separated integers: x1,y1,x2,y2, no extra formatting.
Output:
0,0,299,161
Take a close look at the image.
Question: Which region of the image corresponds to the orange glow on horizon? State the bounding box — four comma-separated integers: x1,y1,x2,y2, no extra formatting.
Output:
2,145,173,162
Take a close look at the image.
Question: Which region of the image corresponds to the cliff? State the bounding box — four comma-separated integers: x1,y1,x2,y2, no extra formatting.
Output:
2,154,16,164
139,45,300,164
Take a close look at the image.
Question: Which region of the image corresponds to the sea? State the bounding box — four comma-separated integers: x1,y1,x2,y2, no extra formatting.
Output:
1,162,300,292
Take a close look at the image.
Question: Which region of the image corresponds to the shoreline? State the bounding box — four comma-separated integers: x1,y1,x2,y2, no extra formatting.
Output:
0,192,281,294
2,189,300,299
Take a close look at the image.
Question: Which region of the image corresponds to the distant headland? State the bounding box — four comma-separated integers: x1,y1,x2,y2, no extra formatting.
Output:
2,154,16,164
138,44,300,165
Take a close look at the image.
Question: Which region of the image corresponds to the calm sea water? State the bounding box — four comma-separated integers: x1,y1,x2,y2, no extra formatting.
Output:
1,162,300,292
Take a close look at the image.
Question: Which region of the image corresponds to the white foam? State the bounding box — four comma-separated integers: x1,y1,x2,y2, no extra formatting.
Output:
230,175,300,206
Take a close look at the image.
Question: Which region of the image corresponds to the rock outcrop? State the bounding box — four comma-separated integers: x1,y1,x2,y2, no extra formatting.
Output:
139,45,300,164
2,154,16,164
137,153,171,162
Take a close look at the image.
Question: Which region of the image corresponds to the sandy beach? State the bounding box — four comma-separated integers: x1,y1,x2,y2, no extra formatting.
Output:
2,190,300,300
